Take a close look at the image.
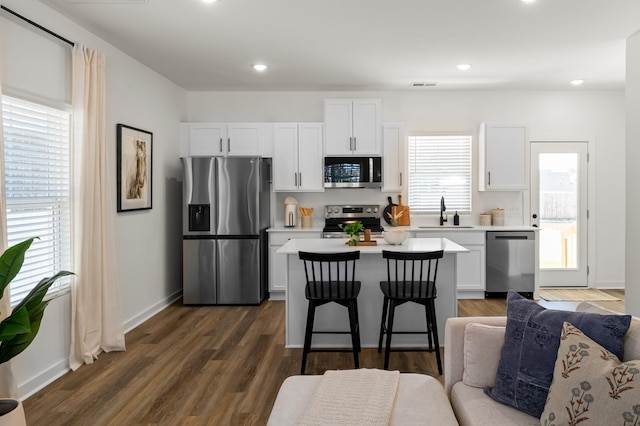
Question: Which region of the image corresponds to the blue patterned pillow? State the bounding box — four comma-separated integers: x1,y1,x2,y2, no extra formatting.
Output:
484,291,631,418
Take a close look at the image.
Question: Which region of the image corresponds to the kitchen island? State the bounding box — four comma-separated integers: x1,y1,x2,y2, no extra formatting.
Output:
276,238,468,348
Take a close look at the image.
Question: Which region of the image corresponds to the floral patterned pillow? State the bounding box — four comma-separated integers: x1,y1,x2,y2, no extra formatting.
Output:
541,322,640,426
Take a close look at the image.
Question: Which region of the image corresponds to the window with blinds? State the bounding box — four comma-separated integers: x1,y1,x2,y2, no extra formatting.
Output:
407,135,472,213
2,95,72,305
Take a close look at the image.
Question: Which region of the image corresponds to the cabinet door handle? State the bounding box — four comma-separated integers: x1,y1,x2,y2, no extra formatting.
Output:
299,172,302,187
400,172,403,186
488,171,491,186
353,137,356,151
294,172,297,186
219,138,223,153
227,138,231,153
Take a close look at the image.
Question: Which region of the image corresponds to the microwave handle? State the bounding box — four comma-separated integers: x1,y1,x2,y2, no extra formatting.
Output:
369,157,373,183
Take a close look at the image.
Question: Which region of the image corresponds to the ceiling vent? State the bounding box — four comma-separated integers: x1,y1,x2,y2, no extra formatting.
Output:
411,82,438,87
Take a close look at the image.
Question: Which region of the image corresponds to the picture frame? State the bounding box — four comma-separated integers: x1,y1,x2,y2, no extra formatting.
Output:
117,124,152,212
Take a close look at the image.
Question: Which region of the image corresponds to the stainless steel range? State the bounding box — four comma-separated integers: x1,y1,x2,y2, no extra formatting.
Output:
322,204,385,238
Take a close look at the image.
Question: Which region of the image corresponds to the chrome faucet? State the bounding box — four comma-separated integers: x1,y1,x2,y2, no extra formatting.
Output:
440,196,447,226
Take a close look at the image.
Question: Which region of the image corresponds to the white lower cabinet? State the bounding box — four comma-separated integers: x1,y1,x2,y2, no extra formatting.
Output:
414,231,486,299
269,231,322,298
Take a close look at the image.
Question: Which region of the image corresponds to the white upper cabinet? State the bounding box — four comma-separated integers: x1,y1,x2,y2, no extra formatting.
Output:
478,123,528,191
180,123,272,157
382,123,404,192
273,123,324,192
324,99,381,156
180,123,225,157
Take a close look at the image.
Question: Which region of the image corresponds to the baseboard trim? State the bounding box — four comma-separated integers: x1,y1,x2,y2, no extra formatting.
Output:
19,359,69,400
457,290,485,300
124,290,183,333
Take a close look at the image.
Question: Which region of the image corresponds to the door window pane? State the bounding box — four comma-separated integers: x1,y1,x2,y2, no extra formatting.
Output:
539,153,578,269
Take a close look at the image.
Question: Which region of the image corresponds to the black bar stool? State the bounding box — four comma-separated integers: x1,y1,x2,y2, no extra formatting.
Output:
377,249,444,374
298,251,361,374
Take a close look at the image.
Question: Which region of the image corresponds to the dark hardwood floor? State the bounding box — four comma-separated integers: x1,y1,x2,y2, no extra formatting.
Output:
23,290,624,425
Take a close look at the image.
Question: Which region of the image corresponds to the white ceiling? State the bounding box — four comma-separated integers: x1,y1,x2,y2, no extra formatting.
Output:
39,0,640,91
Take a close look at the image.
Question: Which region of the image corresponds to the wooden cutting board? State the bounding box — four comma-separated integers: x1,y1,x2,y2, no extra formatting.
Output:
396,195,411,226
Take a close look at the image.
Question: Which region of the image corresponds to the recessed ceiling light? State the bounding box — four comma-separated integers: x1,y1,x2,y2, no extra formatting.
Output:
520,0,536,3
253,64,268,72
457,64,472,71
571,79,585,86
202,0,218,3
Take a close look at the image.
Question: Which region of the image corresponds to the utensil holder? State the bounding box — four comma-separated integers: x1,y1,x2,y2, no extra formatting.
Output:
301,216,312,229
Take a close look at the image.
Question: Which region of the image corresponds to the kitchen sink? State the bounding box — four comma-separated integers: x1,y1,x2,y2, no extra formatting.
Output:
417,226,475,229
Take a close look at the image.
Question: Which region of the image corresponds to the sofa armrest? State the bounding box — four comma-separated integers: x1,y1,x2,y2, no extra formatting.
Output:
444,316,507,397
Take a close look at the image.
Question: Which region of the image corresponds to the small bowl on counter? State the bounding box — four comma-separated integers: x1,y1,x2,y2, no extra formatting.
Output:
383,229,408,245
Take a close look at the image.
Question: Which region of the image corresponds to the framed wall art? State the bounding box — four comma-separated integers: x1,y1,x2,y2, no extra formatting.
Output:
117,124,152,212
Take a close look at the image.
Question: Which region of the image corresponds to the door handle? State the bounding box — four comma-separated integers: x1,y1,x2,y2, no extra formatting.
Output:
488,171,491,186
227,138,231,152
298,172,302,187
219,137,223,153
400,172,403,186
294,172,297,186
353,137,357,151
532,224,538,228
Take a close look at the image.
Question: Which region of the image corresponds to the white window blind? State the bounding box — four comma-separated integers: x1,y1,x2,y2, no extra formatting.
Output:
407,135,472,213
2,95,71,305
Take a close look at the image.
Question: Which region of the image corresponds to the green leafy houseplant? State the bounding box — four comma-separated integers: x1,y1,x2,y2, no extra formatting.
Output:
339,221,364,246
0,237,73,364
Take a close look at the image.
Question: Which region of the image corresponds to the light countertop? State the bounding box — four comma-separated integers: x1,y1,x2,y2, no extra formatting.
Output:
268,224,537,232
267,226,324,233
276,237,469,255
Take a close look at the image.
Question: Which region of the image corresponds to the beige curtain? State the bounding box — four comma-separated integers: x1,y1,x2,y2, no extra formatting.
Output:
69,45,126,370
0,62,18,398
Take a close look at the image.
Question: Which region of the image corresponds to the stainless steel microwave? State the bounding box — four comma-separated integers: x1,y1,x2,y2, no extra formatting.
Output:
324,157,382,188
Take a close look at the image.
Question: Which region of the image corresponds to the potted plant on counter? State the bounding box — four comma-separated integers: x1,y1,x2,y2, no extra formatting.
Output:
339,221,364,246
0,238,73,426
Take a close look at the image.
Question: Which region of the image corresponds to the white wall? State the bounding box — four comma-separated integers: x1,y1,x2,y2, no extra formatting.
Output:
2,0,187,398
189,90,626,290
626,32,640,317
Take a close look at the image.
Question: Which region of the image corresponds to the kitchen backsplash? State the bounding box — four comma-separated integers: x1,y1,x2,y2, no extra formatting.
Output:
271,189,526,227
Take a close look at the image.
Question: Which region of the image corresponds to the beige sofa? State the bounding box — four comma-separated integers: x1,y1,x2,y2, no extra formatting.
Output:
268,302,638,425
444,302,640,426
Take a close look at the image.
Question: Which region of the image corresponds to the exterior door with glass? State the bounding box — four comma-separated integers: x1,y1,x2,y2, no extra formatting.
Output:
530,142,588,287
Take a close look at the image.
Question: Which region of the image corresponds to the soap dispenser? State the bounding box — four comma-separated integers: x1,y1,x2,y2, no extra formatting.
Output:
454,211,460,226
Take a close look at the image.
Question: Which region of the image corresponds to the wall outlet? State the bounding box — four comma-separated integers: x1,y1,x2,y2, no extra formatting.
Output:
505,205,521,216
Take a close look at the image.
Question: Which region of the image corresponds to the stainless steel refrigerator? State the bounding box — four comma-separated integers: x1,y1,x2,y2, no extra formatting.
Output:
182,156,271,305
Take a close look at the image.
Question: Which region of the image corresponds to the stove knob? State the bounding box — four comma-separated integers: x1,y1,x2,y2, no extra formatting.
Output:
366,208,372,213
373,207,379,213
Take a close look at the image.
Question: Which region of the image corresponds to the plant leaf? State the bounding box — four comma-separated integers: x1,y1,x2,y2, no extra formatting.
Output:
13,271,73,313
0,300,49,364
0,238,36,298
0,307,30,341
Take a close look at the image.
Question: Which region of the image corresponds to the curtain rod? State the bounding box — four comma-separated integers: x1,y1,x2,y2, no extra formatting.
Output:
1,5,75,47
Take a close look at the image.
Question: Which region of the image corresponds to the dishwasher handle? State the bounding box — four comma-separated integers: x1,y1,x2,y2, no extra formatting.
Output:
486,231,535,241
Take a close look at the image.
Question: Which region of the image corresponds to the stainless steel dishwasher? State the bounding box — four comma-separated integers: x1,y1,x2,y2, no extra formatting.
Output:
485,231,535,298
